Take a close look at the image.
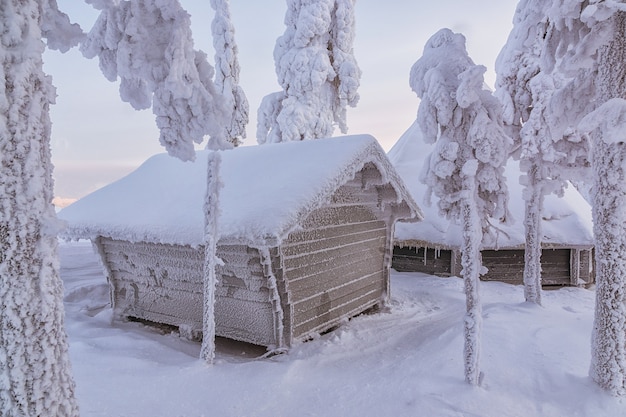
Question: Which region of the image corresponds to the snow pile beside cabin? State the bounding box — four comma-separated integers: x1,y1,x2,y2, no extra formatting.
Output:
389,121,593,250
59,134,418,246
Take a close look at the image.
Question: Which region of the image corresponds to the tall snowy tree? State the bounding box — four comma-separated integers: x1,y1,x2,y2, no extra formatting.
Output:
495,0,590,305
541,0,626,396
411,29,511,385
81,0,230,158
256,0,361,144
211,0,249,147
0,0,82,414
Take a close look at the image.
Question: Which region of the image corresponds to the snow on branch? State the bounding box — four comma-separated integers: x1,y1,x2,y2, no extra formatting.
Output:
579,98,626,144
543,0,626,75
257,0,360,144
41,0,84,53
81,0,230,160
211,0,249,147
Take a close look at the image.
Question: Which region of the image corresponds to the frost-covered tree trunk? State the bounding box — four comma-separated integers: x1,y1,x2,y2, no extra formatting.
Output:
460,172,483,385
201,152,222,364
257,0,360,144
0,1,79,414
589,11,626,396
523,163,543,304
211,0,249,146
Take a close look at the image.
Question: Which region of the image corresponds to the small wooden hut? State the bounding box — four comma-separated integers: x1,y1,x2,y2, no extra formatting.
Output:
388,122,594,287
59,135,421,349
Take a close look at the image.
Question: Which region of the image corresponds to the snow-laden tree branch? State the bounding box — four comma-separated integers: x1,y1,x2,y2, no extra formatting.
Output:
81,0,231,160
211,0,249,147
257,0,361,144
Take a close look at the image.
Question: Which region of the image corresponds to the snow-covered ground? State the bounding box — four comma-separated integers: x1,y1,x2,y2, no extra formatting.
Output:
61,241,625,417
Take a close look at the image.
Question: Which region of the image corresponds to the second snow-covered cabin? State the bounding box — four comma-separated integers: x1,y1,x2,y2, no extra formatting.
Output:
59,135,421,349
389,122,594,287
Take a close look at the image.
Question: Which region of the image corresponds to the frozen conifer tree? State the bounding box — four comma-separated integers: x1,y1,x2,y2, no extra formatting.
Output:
81,0,230,159
0,0,82,414
411,29,511,385
541,0,626,396
211,0,249,146
257,0,361,144
495,0,590,305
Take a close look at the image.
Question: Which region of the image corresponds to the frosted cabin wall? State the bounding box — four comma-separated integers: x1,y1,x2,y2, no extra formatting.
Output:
262,168,396,345
280,205,387,344
96,237,277,346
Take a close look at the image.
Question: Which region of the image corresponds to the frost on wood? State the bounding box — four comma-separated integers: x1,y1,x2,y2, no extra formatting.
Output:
259,247,285,351
0,1,78,414
211,0,249,147
410,28,510,385
80,0,230,159
257,0,361,144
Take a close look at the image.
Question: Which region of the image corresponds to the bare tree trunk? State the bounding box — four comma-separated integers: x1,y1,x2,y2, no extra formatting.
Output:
461,178,483,386
0,1,79,414
590,11,626,396
523,162,543,305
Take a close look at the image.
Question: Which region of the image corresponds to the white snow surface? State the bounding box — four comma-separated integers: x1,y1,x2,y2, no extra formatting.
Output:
58,134,418,247
62,240,625,416
389,121,593,249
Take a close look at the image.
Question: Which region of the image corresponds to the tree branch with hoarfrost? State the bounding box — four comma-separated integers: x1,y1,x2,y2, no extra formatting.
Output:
257,0,361,144
411,28,511,386
81,0,231,160
211,0,249,147
541,0,626,396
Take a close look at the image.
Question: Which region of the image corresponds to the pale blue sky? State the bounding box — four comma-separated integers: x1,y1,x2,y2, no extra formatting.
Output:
45,0,519,200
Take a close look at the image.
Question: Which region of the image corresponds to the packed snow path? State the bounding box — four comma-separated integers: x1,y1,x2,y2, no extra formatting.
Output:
61,241,624,417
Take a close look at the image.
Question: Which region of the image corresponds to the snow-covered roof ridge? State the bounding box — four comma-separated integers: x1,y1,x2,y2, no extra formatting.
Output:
390,121,594,249
59,134,421,247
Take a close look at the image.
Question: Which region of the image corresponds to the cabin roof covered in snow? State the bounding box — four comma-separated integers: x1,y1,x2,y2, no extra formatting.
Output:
389,121,594,249
59,135,421,247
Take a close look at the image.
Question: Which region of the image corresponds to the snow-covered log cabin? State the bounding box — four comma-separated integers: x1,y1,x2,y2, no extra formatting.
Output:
59,135,422,349
389,122,594,287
